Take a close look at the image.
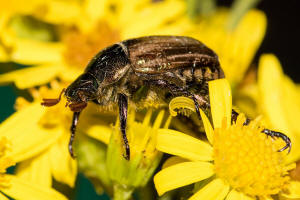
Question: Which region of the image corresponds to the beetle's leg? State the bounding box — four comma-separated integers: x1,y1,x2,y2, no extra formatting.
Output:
69,111,80,158
262,129,291,153
231,109,291,153
231,109,250,125
147,80,210,118
118,93,130,160
192,96,201,117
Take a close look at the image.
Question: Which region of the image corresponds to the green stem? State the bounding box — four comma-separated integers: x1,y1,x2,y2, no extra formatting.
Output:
227,0,261,30
113,184,134,200
187,0,216,19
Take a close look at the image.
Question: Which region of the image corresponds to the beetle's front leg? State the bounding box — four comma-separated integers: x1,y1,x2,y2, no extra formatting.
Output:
118,93,130,160
69,111,81,158
231,109,291,153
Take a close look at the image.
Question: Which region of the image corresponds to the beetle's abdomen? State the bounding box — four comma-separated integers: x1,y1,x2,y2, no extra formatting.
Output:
124,36,222,78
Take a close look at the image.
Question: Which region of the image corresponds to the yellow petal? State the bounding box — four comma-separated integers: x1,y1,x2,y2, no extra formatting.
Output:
1,175,67,200
0,192,9,200
154,161,214,195
222,10,267,84
281,181,300,199
0,45,9,62
0,0,44,15
258,54,289,133
145,16,194,36
83,0,106,22
0,103,62,162
157,129,213,161
78,115,112,145
189,178,230,200
16,152,52,187
83,124,112,144
226,189,254,200
258,54,300,162
162,156,188,169
169,96,195,117
40,0,81,25
121,0,185,38
259,196,273,200
10,39,64,65
199,109,214,144
0,64,60,89
58,64,83,82
49,133,77,187
209,79,232,129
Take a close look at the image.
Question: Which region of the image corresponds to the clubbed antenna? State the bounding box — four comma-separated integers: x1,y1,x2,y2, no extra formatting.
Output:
41,88,66,107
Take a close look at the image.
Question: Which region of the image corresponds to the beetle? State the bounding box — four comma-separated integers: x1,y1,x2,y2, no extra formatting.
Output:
41,36,291,160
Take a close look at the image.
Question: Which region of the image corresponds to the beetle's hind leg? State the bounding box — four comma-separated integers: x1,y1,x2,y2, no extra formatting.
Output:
231,110,291,153
69,111,81,158
118,93,130,160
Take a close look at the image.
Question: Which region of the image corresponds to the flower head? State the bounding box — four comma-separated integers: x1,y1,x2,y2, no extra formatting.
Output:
154,79,300,199
0,81,77,188
75,108,171,199
107,109,170,196
0,136,68,200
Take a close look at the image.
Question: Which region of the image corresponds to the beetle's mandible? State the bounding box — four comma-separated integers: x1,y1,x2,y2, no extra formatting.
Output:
41,36,291,160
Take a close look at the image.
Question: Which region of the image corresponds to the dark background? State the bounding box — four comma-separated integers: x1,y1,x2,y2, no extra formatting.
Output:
257,0,300,82
0,1,299,199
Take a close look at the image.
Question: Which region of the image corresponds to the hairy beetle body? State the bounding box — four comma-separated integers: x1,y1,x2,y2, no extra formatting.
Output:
80,36,224,109
42,35,291,160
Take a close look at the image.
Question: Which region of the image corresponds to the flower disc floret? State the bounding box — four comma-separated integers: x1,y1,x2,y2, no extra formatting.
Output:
213,115,290,196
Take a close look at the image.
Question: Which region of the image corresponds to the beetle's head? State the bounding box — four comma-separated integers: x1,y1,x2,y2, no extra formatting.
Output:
41,73,99,112
64,73,99,112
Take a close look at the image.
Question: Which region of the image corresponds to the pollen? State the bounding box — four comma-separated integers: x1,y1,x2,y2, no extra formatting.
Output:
62,21,120,68
213,115,291,196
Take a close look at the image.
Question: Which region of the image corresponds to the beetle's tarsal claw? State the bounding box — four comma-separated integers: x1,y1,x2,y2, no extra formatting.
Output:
278,137,291,154
262,129,292,154
123,144,130,160
68,141,76,159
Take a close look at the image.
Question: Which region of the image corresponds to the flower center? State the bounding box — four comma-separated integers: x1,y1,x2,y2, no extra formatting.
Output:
62,21,120,68
213,115,291,196
0,137,14,188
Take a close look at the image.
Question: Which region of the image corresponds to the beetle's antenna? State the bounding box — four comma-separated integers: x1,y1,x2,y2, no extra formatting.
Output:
41,88,66,107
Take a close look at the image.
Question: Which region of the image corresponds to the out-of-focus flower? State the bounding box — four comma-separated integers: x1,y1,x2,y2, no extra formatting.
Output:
0,81,77,188
154,79,300,200
258,54,300,164
0,136,68,200
0,0,265,88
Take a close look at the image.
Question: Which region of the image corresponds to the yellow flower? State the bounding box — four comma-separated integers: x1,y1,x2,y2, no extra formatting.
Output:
0,81,77,188
107,109,171,198
0,137,68,200
0,0,265,88
75,108,171,199
0,0,269,198
235,54,300,164
154,79,300,200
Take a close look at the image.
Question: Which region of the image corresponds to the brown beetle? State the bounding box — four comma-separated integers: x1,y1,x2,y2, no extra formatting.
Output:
42,36,291,160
